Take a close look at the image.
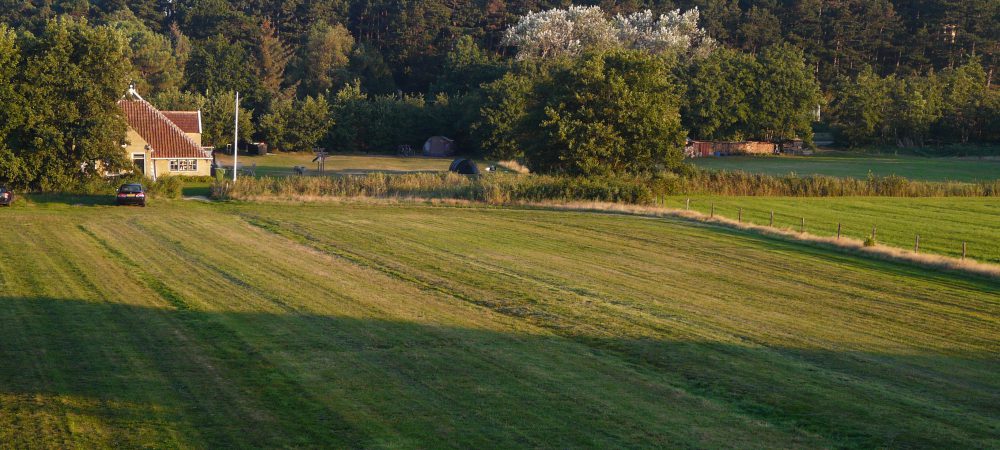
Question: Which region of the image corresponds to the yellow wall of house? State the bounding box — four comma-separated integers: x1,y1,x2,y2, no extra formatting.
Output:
124,129,152,177
186,132,202,147
151,159,212,177
124,127,211,178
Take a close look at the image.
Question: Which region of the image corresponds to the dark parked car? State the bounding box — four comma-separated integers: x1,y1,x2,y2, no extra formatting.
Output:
116,183,147,207
0,186,12,206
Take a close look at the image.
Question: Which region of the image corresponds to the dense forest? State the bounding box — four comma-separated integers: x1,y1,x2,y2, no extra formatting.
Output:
0,1,997,186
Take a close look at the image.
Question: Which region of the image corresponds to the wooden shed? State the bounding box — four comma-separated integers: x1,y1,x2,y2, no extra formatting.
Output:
685,141,715,158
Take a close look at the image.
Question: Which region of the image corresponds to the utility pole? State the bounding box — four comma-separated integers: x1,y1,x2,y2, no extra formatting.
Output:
233,91,239,182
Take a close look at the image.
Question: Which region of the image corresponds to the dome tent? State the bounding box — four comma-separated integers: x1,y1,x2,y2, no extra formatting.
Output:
449,158,480,175
423,136,456,157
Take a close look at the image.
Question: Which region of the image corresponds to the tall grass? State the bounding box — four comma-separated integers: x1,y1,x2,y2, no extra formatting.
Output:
212,173,655,204
212,170,998,205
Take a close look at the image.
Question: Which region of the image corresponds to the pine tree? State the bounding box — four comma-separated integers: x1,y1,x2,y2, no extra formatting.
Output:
258,19,296,105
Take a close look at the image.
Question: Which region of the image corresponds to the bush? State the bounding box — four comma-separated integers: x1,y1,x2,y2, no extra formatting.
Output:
146,176,183,199
864,235,877,247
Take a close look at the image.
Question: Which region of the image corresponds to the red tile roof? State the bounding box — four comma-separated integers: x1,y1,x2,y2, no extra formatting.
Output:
119,98,210,159
161,111,201,134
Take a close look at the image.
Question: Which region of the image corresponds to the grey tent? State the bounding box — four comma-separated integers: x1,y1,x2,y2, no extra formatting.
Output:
423,136,456,157
449,158,480,175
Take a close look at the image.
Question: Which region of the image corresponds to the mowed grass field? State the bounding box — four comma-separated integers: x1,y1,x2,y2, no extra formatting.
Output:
667,196,1000,263
1,200,998,448
691,153,1000,182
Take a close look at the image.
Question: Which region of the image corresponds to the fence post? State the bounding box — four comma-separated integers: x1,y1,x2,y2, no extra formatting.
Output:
711,203,715,218
738,207,743,223
915,234,920,253
837,223,842,240
769,210,774,227
800,217,805,233
872,225,877,241
685,198,690,210
962,242,967,260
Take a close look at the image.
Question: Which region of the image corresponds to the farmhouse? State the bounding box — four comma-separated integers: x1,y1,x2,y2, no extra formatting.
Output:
118,85,212,179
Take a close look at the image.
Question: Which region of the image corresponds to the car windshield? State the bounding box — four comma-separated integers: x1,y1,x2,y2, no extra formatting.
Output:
119,184,143,193
0,187,7,193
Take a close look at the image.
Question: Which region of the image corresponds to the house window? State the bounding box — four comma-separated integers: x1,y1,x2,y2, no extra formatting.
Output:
169,159,198,172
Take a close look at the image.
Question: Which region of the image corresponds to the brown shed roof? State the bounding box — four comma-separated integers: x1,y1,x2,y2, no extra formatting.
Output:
161,111,202,134
119,98,210,159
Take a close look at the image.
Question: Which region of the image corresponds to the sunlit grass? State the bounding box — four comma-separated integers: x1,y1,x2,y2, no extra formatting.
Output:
0,201,996,448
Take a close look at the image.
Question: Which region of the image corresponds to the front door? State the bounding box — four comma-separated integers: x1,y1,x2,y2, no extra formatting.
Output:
133,154,145,175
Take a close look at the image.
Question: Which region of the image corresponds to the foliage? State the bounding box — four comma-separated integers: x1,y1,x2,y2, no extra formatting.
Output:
257,19,296,106
681,47,756,140
0,18,132,191
260,96,332,152
109,11,187,96
831,59,995,147
751,44,822,143
201,90,254,148
324,80,478,154
150,88,207,111
293,23,354,97
0,1,996,190
186,34,260,104
479,50,686,176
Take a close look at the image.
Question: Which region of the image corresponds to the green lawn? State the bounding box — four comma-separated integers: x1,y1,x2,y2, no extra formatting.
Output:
690,153,1000,182
1,200,997,448
666,196,1000,264
215,152,453,177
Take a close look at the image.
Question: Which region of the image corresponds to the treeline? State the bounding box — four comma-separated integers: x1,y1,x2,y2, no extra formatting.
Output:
2,0,994,90
829,62,1000,147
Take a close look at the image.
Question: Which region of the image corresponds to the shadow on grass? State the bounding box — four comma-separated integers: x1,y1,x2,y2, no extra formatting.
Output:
181,183,212,198
23,193,116,206
0,296,996,449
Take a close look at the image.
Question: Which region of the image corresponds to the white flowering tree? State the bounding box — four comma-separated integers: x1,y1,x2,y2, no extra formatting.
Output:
503,6,714,60
502,6,616,60
615,8,715,57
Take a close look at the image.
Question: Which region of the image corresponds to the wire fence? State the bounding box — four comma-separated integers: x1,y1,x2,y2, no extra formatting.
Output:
653,196,986,263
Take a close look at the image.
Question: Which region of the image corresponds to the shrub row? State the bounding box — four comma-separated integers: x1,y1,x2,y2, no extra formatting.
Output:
212,172,655,204
211,170,998,205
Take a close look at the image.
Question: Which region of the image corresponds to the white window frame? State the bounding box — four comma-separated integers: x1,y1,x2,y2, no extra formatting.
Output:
169,159,198,172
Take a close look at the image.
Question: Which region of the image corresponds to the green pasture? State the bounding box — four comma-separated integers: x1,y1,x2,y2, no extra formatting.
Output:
666,196,1000,263
0,199,997,448
690,153,1000,182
